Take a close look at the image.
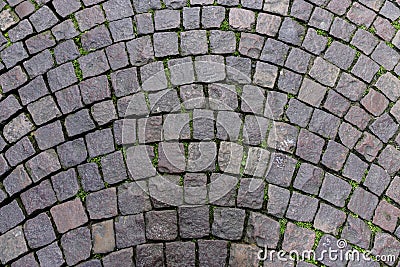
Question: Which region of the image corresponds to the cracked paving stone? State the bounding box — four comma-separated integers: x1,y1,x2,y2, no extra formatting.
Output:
61,227,91,266
282,222,315,252
0,226,27,264
293,163,324,195
373,200,400,232
165,242,196,267
296,129,325,164
212,207,246,240
245,212,280,248
341,215,371,249
0,200,25,234
355,132,383,162
3,165,32,196
314,203,346,234
135,243,164,267
21,179,57,215
145,210,177,241
319,173,352,208
286,192,319,222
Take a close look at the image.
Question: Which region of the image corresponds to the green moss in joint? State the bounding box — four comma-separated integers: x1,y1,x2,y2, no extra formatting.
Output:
316,29,328,36
349,180,359,190
209,205,215,221
376,66,386,77
239,151,248,176
386,41,395,48
72,60,84,81
313,230,324,249
69,14,80,31
183,142,189,159
367,221,381,234
88,156,102,166
327,37,333,47
220,19,229,31
263,185,268,201
368,26,376,34
93,254,103,259
295,221,313,229
295,161,301,169
76,188,89,201
151,144,159,168
4,32,12,47
392,20,400,30
29,0,40,10
279,218,288,234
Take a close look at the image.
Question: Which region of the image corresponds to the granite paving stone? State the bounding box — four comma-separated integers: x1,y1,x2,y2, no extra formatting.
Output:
201,6,225,29
135,243,164,267
36,242,64,267
61,227,92,265
50,199,88,233
348,187,379,220
319,173,352,207
24,213,56,248
245,212,280,248
341,215,371,249
0,226,27,264
0,200,25,234
20,179,57,214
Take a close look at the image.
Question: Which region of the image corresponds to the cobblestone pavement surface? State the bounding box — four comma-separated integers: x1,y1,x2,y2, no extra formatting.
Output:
1,0,400,266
